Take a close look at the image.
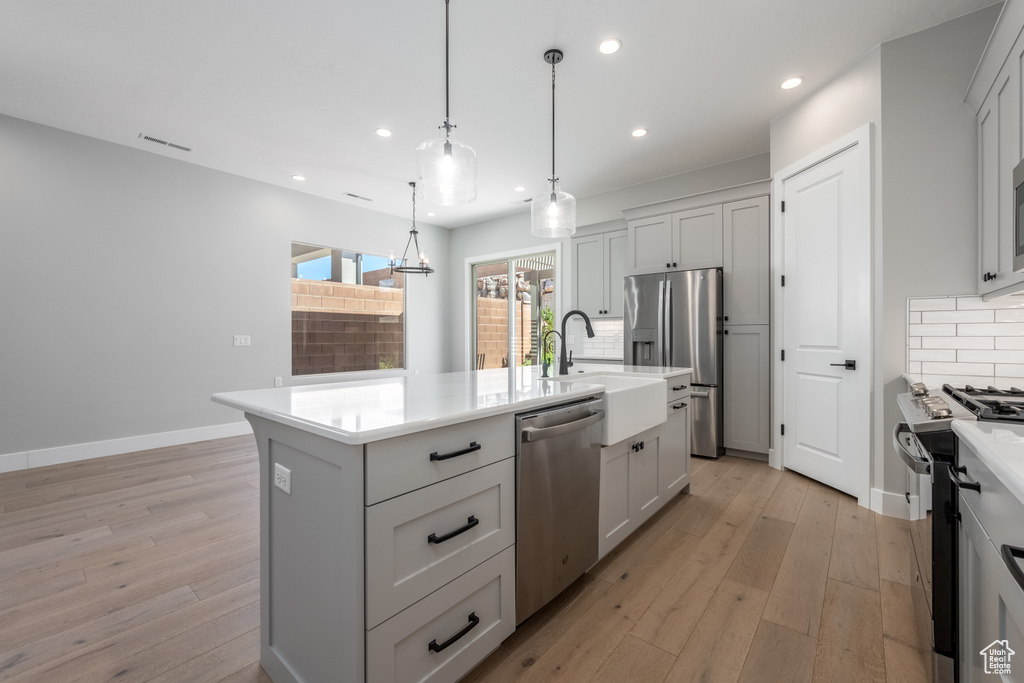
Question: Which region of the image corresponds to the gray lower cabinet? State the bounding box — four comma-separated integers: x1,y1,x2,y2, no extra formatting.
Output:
599,376,691,559
245,412,516,683
957,436,1024,681
723,325,770,454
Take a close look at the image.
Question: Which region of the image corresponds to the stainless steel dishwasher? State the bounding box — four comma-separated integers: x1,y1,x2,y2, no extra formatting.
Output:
515,397,604,624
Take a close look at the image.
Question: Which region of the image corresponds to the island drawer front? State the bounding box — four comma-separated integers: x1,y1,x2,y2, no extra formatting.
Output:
366,545,515,683
956,438,1024,552
365,413,515,504
666,375,692,404
365,458,515,628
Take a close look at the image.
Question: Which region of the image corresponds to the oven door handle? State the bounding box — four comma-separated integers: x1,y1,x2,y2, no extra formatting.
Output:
1002,545,1024,595
892,423,932,475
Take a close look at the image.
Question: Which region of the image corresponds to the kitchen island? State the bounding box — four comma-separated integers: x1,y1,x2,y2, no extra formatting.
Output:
212,364,690,683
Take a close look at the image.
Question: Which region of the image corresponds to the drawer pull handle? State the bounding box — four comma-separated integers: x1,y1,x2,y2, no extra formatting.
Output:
1002,545,1024,594
673,402,687,410
428,515,479,544
430,442,481,462
948,466,981,493
428,612,480,653
672,385,688,391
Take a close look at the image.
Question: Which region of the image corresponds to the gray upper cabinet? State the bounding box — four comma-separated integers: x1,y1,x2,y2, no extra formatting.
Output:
625,215,673,275
723,196,770,325
970,4,1024,297
673,205,723,271
572,229,627,318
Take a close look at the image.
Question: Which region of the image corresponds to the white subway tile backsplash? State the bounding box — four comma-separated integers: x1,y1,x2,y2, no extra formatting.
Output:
997,337,1024,349
956,323,1024,336
908,349,957,362
959,349,1024,364
995,309,1024,322
909,298,957,311
909,324,957,337
996,364,1024,378
920,310,994,324
908,294,1024,388
920,362,994,375
921,336,994,350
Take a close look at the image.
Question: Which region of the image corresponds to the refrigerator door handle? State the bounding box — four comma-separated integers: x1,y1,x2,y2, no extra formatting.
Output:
657,279,665,367
664,279,672,367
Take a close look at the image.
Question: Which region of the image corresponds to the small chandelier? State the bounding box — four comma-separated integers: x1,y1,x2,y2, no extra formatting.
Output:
531,48,576,238
391,182,435,276
416,0,477,206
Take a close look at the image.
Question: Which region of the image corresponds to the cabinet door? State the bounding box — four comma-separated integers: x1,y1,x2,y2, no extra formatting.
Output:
673,205,723,270
630,435,662,525
605,230,628,318
979,91,1000,294
959,501,996,681
572,234,605,317
627,215,673,275
723,196,770,325
599,443,634,559
997,67,1024,293
660,400,690,498
723,325,770,454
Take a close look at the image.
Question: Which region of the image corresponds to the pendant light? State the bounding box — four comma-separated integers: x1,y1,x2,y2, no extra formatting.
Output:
416,0,477,206
390,182,435,276
531,48,576,238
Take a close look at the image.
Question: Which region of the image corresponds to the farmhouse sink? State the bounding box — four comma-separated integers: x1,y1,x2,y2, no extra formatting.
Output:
548,374,666,445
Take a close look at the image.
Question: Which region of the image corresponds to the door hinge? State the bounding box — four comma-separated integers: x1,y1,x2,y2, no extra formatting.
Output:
781,201,785,213
781,424,785,436
781,349,785,361
781,275,785,287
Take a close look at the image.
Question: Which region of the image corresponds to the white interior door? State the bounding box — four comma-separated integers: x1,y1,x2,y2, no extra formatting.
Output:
778,129,871,502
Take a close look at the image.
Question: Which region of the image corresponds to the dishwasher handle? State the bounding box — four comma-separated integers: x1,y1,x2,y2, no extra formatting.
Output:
522,410,605,442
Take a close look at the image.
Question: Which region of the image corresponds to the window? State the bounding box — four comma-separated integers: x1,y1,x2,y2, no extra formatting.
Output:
472,251,556,371
291,242,404,375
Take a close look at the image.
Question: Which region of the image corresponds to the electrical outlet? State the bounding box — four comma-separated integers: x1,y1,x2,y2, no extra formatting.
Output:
233,335,251,347
274,377,283,387
274,463,291,494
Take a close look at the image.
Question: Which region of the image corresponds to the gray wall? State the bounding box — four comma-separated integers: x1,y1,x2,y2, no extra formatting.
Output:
0,114,450,457
446,154,771,371
769,5,998,504
877,5,999,493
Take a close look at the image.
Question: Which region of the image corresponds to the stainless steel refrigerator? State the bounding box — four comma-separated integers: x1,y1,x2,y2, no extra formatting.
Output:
624,268,723,458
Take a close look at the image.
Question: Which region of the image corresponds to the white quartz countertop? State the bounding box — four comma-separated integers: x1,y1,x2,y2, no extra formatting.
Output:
952,419,1024,507
212,365,692,445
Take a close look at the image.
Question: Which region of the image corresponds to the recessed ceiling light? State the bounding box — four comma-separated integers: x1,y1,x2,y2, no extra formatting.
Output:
514,186,526,192
631,128,648,137
599,38,622,55
780,77,803,90
375,128,393,137
291,174,306,181
426,211,436,217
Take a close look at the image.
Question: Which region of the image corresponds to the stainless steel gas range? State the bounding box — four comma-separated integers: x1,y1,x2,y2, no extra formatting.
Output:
896,383,975,683
896,381,1024,682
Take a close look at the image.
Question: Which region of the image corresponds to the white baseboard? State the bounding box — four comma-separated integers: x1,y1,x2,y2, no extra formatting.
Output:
870,487,913,520
0,422,252,474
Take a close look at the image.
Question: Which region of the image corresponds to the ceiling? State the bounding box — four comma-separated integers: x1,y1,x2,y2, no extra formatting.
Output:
0,0,999,229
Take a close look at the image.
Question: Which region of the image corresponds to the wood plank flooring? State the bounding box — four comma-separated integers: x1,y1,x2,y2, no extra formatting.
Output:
0,438,927,683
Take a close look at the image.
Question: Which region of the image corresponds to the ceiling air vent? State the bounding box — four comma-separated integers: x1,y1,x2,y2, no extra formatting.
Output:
138,133,192,152
343,192,373,202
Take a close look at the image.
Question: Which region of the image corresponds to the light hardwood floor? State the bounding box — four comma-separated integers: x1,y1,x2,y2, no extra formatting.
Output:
0,437,927,683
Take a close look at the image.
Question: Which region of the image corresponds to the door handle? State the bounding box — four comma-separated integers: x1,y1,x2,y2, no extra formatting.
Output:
830,360,857,370
1002,545,1024,594
522,410,605,442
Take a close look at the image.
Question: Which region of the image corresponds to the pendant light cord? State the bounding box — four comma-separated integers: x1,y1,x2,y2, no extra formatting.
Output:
550,59,557,197
444,0,452,135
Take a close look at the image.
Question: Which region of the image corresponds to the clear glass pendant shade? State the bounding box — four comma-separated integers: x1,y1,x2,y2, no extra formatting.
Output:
530,182,576,238
416,133,477,205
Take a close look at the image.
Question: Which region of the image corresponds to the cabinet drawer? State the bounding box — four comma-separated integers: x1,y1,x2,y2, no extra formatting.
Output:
365,413,514,504
365,459,515,628
666,375,692,404
366,546,515,683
